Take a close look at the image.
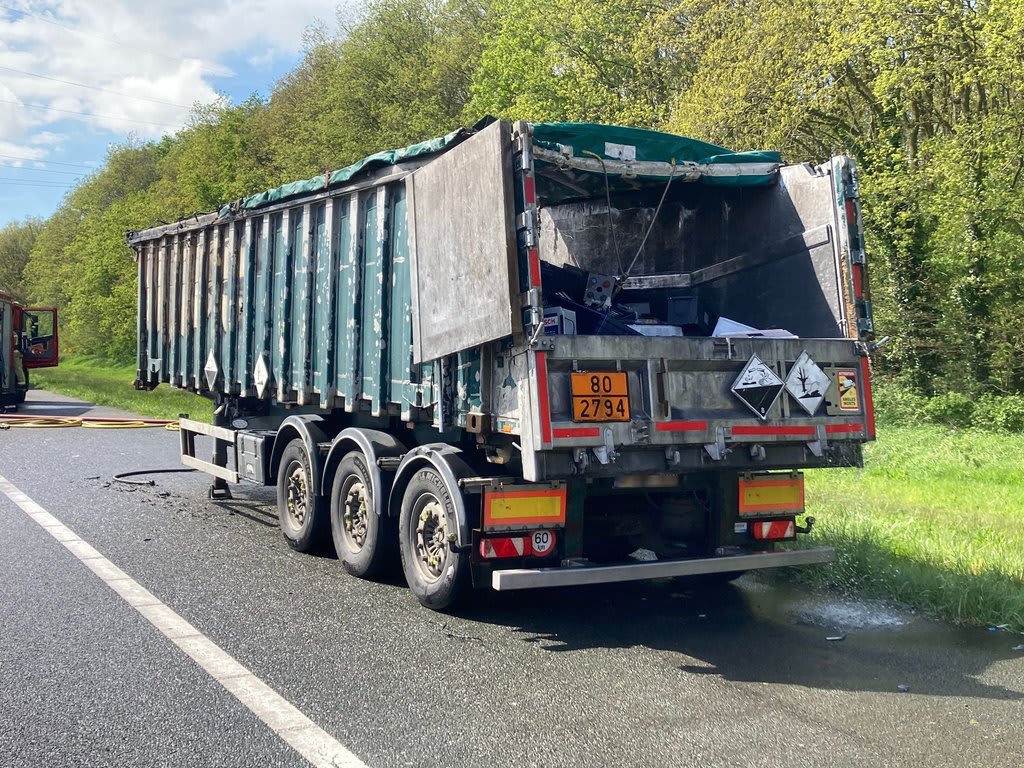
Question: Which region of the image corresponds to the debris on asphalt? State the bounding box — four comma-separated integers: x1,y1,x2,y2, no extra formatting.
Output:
897,684,910,693
432,620,482,643
826,635,846,642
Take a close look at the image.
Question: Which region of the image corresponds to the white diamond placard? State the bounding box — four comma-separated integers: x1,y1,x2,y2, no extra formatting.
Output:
731,354,784,420
204,350,219,391
254,354,270,398
785,351,831,416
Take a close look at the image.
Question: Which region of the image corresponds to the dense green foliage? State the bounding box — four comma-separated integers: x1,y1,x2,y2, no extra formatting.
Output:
20,0,1024,403
0,218,42,301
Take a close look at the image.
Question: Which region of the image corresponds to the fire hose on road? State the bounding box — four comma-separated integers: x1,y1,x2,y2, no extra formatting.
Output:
0,414,180,430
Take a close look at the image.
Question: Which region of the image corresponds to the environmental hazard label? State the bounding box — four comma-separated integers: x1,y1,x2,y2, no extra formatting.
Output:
784,352,831,416
731,354,784,419
836,370,860,411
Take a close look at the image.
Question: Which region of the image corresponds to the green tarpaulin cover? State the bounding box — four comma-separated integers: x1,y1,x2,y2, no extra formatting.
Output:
532,122,780,168
222,120,779,216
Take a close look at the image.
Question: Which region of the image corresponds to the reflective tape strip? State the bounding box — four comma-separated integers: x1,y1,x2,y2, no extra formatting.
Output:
739,475,804,515
483,487,567,527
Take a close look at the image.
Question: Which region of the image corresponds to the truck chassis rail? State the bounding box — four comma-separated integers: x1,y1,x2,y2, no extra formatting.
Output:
491,547,835,590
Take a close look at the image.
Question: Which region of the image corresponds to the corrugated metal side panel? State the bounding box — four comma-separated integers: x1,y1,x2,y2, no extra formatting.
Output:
360,188,386,416
312,201,335,407
205,226,222,389
152,238,165,376
136,176,437,416
334,197,358,408
290,206,311,402
167,235,180,386
272,212,291,399
252,214,273,393
388,184,416,418
179,233,194,387
223,221,239,392
135,241,147,382
236,219,255,394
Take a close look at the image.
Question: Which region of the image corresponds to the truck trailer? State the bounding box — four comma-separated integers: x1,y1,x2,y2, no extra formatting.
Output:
0,291,59,408
128,119,877,609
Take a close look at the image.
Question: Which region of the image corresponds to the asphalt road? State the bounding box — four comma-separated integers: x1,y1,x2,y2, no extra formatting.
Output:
1,391,1022,767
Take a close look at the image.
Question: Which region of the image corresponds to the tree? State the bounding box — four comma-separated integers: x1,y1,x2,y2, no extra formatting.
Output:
469,0,682,126
0,219,43,299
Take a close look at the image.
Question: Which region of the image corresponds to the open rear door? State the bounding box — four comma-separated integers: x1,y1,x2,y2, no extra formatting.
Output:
22,306,59,369
408,120,521,363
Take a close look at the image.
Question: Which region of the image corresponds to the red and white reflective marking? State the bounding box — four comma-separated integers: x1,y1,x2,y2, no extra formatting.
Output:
750,520,796,541
479,529,558,559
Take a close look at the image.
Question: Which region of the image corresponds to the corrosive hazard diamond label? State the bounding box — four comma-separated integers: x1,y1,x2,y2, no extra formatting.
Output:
731,354,784,420
785,351,831,416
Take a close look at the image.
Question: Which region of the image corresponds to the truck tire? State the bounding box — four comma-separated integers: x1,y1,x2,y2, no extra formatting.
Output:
330,452,397,578
276,438,328,553
398,466,469,610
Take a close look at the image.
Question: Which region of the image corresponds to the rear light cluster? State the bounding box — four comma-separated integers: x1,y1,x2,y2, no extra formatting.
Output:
479,529,558,560
749,519,796,541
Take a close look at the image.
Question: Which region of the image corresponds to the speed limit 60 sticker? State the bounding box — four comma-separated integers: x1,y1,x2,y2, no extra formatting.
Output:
530,529,557,557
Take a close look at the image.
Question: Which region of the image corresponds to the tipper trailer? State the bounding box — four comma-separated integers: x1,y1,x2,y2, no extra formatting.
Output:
129,119,877,609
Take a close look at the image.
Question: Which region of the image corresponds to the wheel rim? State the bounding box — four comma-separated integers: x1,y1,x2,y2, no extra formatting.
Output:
285,460,308,529
341,476,369,552
413,494,448,582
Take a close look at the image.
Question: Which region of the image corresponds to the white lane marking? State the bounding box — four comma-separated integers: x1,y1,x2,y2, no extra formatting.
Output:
0,475,367,768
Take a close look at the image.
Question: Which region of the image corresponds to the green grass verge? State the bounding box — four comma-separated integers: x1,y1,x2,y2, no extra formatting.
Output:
30,356,211,422
795,425,1024,631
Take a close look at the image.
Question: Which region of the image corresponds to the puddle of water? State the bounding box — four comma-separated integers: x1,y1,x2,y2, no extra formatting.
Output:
740,575,910,629
790,599,908,629
736,573,1023,655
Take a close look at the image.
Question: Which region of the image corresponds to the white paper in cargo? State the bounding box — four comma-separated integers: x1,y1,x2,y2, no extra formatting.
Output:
408,120,521,363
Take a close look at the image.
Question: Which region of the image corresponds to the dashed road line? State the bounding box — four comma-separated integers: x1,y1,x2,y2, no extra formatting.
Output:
0,474,367,768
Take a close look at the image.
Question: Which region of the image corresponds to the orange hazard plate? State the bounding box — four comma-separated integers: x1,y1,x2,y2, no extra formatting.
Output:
570,371,630,422
738,473,805,516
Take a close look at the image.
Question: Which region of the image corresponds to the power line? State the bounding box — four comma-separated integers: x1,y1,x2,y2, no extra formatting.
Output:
0,98,180,130
0,65,193,109
0,164,85,176
0,177,75,187
0,152,97,169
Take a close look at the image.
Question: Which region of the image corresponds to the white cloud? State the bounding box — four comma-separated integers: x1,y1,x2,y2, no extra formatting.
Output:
0,141,45,162
28,131,66,146
0,0,339,145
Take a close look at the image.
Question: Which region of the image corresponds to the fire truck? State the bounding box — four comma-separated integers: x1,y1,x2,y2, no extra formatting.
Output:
0,291,59,407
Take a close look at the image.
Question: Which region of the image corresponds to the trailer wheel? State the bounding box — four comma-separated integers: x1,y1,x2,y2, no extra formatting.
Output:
330,452,397,578
398,467,468,610
276,438,328,552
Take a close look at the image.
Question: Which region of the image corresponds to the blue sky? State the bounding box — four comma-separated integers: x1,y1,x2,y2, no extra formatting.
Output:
0,0,345,229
